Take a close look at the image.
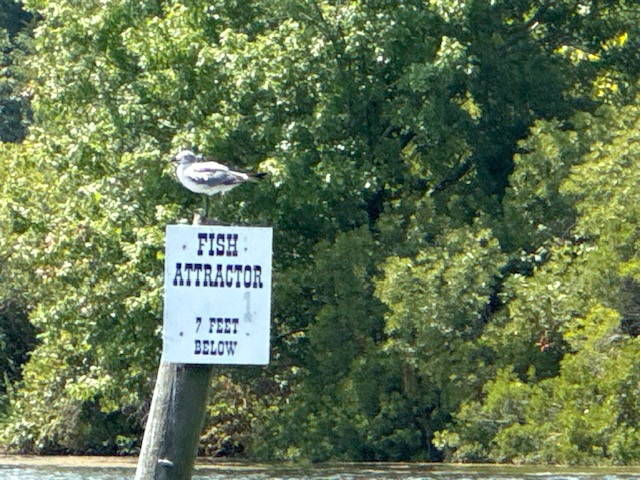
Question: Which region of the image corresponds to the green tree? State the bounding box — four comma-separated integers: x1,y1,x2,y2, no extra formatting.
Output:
0,0,31,143
0,0,34,416
435,101,639,464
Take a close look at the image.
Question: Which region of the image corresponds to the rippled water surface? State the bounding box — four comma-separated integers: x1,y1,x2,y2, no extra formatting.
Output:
0,458,638,480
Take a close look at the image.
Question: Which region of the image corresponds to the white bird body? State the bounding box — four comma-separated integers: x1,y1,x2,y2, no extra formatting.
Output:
171,150,265,196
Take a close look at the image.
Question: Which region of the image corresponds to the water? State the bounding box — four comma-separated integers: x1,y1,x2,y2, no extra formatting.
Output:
0,459,638,480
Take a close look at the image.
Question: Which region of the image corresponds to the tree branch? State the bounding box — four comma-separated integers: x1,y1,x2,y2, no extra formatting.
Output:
426,155,475,197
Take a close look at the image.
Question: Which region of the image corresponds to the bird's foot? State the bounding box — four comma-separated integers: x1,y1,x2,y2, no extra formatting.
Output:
192,212,204,225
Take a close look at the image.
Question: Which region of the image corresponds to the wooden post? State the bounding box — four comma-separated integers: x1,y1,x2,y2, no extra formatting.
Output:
135,214,214,480
135,362,213,479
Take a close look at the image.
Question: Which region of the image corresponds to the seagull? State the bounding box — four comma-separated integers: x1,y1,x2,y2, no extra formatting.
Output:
170,149,266,217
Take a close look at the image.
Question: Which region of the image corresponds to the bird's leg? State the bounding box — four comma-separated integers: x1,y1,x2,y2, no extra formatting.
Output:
203,195,209,221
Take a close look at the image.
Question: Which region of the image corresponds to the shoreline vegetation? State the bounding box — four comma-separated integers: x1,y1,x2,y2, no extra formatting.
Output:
0,455,639,471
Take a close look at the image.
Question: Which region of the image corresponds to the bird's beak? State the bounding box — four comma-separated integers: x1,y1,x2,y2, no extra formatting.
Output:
169,156,178,163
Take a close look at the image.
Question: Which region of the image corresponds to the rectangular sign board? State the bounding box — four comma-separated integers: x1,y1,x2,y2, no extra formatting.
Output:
163,224,273,364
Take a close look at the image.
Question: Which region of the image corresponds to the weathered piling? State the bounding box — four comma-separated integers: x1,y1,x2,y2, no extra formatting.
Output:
134,362,213,479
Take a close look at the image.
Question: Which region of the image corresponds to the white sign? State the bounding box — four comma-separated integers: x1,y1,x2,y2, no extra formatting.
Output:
163,224,273,364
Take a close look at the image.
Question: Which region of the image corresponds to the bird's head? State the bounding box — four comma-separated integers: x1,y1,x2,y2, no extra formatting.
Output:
170,149,199,164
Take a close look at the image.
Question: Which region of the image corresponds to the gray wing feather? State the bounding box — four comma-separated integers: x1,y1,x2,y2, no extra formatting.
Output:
187,164,245,186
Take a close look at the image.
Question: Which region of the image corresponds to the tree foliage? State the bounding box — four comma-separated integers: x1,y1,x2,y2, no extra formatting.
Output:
434,102,640,464
0,0,637,464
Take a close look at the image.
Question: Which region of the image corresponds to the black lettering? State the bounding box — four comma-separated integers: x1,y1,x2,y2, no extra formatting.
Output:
173,263,184,286
174,264,265,289
214,264,224,287
227,233,239,256
184,263,193,286
225,265,234,287
202,340,210,355
194,340,201,354
197,233,207,256
217,341,225,355
234,265,243,287
225,341,237,356
203,264,212,286
216,234,225,256
193,263,203,286
208,233,215,256
232,318,238,334
253,265,263,288
243,265,252,287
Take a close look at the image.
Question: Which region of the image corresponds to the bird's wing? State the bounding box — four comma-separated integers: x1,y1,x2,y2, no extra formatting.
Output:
185,163,246,186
